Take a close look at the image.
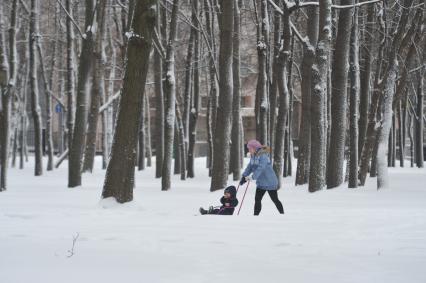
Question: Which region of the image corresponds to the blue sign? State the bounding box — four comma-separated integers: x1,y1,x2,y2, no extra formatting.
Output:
55,104,62,113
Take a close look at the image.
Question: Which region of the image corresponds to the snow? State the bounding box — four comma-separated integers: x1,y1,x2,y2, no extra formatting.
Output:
124,31,144,40
1,157,426,282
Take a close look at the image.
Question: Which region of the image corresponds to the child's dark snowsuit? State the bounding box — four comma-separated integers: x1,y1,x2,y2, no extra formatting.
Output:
200,186,239,215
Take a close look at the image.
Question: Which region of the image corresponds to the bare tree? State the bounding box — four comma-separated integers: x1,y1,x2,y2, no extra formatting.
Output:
154,0,164,178
376,0,415,189
210,0,233,191
272,5,290,189
29,0,43,176
295,6,318,185
0,0,12,190
230,0,242,181
348,2,359,188
326,0,353,189
309,0,332,192
83,0,108,173
161,0,179,191
68,0,95,187
65,0,75,154
102,0,156,203
254,0,269,145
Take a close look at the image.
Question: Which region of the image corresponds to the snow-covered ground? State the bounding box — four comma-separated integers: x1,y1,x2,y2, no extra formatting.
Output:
1,157,426,283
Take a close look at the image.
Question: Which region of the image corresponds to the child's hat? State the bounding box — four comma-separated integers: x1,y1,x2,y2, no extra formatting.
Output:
224,185,237,198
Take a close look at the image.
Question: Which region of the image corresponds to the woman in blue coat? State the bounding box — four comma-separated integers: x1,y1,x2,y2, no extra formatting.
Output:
240,140,284,215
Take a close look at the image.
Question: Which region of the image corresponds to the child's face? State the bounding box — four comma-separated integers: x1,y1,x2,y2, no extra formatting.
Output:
224,192,231,198
248,147,256,155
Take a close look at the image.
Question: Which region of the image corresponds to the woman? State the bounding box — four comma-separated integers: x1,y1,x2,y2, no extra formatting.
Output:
240,140,284,215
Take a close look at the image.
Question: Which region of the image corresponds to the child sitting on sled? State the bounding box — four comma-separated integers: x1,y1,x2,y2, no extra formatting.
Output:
199,185,239,215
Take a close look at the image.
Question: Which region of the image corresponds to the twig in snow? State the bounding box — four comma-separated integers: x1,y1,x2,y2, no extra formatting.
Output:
67,233,79,258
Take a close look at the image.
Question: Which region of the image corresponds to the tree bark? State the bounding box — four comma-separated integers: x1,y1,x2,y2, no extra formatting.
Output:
415,74,424,168
348,3,359,188
29,0,43,177
309,0,332,192
68,0,95,187
295,7,318,186
210,0,233,192
36,40,54,171
83,0,108,173
205,0,217,173
272,7,290,189
358,7,374,159
230,0,242,181
269,0,280,152
145,93,152,167
154,0,164,178
255,0,269,145
376,0,414,189
0,0,11,190
161,0,179,191
102,0,156,203
326,0,353,189
65,0,75,154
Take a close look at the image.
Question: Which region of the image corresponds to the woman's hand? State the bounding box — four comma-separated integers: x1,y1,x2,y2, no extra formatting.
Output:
239,176,247,185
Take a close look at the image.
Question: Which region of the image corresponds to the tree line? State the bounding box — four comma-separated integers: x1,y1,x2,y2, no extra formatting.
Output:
0,0,424,203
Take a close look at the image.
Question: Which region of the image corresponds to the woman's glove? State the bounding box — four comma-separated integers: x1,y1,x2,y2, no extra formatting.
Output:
239,176,251,185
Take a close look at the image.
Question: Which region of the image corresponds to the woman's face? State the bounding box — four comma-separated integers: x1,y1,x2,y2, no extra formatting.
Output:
248,147,256,155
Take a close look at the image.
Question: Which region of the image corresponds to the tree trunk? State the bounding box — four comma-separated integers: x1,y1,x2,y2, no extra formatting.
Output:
376,0,415,189
173,124,180,175
397,102,404,167
29,0,43,177
138,101,146,171
272,7,290,189
36,39,54,171
83,0,108,173
415,74,424,168
358,7,374,159
161,0,179,191
348,3,359,189
68,0,95,187
154,1,164,178
269,0,280,152
204,0,217,173
102,0,156,203
187,0,201,178
295,7,318,186
65,0,75,155
326,0,353,189
255,0,269,145
210,0,233,192
183,11,195,176
145,94,152,167
175,103,186,180
230,0,242,181
309,0,332,193
408,112,414,167
0,0,11,190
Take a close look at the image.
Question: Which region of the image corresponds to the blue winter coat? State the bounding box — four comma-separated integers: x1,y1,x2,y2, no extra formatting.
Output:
242,147,278,190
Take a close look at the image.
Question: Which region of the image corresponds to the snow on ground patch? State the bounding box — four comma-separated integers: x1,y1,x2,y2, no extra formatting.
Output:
1,157,426,283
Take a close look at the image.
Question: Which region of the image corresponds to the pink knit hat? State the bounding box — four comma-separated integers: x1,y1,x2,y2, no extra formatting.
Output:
247,139,262,150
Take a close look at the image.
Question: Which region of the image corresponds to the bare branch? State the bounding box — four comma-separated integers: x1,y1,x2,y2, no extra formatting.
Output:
54,0,85,39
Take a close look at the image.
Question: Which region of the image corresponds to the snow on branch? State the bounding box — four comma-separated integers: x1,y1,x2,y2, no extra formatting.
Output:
125,30,145,41
269,0,381,13
54,0,85,39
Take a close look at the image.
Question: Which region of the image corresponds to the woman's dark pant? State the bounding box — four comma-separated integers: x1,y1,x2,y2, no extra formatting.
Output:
254,188,284,215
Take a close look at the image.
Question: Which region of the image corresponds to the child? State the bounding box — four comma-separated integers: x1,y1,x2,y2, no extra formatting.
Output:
199,186,239,215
